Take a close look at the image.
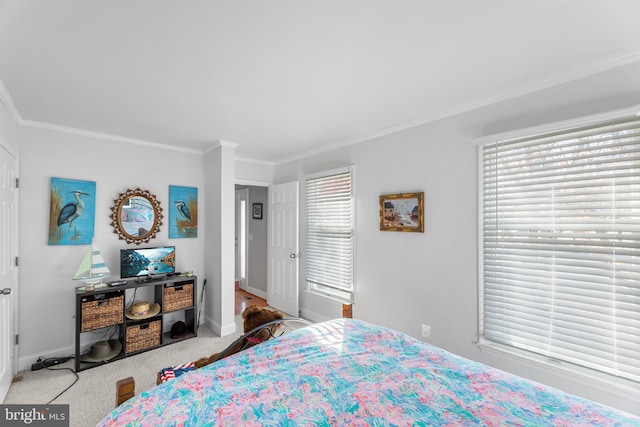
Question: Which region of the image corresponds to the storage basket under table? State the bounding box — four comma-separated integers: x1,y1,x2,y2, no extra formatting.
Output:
163,283,193,312
125,319,161,353
81,294,124,332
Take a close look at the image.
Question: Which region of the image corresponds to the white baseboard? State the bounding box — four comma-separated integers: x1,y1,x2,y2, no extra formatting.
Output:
245,286,266,300
205,314,237,337
298,307,331,323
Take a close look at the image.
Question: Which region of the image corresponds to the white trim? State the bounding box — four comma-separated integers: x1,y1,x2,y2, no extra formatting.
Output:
234,179,271,187
207,315,237,337
473,104,640,146
277,50,640,165
245,286,267,301
476,143,484,343
219,140,239,148
298,306,332,324
351,165,357,307
0,78,23,124
3,50,640,164
236,156,275,166
0,138,18,160
21,119,204,155
477,341,640,400
203,140,239,155
304,283,354,305
305,165,354,180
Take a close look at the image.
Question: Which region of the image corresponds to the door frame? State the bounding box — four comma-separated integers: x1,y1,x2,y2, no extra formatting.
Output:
234,179,271,300
0,142,18,402
234,188,249,291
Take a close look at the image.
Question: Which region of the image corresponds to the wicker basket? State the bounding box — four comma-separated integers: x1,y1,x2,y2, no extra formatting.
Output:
125,320,161,354
81,295,124,332
163,283,193,312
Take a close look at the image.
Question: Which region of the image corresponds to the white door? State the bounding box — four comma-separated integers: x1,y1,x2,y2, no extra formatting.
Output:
0,144,18,402
235,189,248,291
267,181,299,316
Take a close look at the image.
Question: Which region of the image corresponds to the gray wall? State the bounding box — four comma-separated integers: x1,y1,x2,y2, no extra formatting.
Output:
274,61,640,415
14,124,206,367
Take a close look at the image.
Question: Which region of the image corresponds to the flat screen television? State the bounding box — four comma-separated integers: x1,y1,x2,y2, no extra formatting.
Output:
120,246,176,279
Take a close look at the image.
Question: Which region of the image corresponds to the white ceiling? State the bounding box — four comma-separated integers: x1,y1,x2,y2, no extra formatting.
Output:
1,1,640,163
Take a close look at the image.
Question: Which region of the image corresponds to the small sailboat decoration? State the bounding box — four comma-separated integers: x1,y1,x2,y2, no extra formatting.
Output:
74,239,110,290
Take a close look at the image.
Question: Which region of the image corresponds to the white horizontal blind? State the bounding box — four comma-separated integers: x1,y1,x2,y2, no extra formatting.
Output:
481,116,640,383
305,169,354,302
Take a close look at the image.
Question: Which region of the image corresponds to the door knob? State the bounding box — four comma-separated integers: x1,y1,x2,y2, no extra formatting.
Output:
1,288,11,295
289,253,299,259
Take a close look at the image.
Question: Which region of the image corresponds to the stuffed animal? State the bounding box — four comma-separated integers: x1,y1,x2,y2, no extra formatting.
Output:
194,304,285,369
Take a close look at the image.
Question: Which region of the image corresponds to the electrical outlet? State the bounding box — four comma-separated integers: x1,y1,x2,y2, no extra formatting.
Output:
421,324,431,338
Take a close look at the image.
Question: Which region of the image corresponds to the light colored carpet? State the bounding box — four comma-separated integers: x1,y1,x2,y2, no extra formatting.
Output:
3,317,245,427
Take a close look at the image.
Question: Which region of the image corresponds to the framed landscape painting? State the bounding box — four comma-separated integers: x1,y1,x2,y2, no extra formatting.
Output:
379,192,424,232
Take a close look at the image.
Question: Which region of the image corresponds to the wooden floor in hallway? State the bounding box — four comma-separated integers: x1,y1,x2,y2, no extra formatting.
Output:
235,288,267,315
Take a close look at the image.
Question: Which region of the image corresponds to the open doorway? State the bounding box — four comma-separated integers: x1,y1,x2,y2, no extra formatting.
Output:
234,185,268,301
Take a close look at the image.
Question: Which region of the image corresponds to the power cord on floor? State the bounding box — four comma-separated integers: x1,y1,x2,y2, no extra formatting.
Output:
37,356,79,404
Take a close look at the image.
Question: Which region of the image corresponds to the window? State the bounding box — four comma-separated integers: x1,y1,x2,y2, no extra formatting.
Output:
479,112,640,384
305,167,354,302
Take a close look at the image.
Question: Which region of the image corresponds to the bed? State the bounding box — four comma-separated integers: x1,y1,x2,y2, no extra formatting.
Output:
99,318,640,426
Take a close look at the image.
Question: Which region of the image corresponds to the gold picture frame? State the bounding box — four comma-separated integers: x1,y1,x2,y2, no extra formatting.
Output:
379,192,424,232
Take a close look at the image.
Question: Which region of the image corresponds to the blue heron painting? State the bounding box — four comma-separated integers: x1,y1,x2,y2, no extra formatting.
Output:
58,190,90,230
49,178,96,245
174,200,191,221
169,185,198,238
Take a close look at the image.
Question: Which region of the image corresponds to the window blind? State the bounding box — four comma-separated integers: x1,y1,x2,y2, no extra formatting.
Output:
480,116,640,383
305,169,354,302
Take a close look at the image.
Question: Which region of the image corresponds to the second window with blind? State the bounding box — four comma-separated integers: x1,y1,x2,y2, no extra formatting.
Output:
479,111,640,384
305,167,354,302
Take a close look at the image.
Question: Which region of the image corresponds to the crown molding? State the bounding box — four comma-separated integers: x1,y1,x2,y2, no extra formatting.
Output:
473,104,640,146
203,140,240,155
0,77,23,124
235,156,275,166
0,76,204,155
218,140,239,149
20,119,204,155
276,49,640,165
235,178,271,187
4,49,640,165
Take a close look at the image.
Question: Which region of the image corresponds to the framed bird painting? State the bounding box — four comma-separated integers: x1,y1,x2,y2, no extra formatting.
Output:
169,185,198,238
48,177,96,245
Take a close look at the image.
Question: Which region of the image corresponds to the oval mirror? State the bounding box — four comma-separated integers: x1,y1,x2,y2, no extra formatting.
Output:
110,188,163,245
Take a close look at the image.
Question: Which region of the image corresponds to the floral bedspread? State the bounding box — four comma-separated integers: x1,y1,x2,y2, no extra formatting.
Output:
99,318,640,426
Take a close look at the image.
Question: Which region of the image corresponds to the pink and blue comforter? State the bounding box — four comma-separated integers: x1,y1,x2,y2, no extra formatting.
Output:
100,319,639,426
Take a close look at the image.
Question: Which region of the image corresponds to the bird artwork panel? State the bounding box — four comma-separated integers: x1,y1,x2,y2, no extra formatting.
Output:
169,185,197,238
48,177,97,245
